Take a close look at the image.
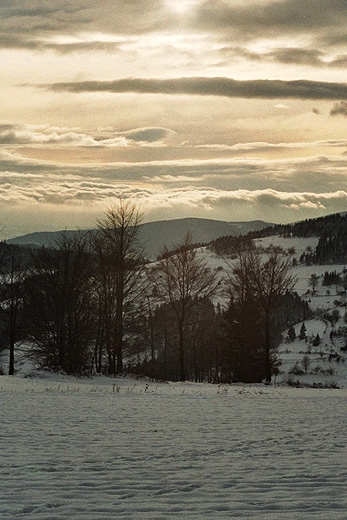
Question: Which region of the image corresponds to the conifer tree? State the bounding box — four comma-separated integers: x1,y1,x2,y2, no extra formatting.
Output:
299,322,307,340
287,325,296,343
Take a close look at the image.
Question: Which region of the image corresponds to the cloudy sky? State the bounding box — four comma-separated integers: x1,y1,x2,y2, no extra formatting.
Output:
2,0,347,237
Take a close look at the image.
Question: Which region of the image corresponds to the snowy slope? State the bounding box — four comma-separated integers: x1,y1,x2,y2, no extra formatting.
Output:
197,235,347,388
255,236,347,387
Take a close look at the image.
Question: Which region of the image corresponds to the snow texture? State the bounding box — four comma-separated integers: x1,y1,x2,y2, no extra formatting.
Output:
1,374,347,519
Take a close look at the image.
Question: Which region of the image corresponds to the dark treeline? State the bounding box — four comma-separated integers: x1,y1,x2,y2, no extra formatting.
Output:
300,228,347,265
0,202,309,383
322,270,344,286
211,213,347,265
209,235,254,257
248,212,347,240
110,291,310,384
254,213,347,265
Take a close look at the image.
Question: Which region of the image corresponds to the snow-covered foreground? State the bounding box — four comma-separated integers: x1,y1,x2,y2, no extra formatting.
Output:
1,375,347,519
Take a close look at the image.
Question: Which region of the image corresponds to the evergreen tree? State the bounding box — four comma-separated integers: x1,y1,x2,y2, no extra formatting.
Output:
287,325,296,342
312,333,321,347
299,322,307,340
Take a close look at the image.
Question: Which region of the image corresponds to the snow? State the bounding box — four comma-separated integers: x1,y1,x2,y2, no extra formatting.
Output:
1,374,347,519
198,236,347,387
2,234,347,518
254,235,319,257
277,316,347,387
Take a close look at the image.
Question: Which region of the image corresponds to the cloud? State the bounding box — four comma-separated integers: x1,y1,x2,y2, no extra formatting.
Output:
2,1,347,44
0,123,105,147
1,0,347,76
2,148,347,234
0,165,347,210
0,123,174,147
197,140,347,153
0,2,162,54
219,44,347,69
266,48,324,67
2,148,347,197
0,173,345,224
327,55,347,68
194,0,347,38
122,127,175,143
330,101,347,117
184,188,347,224
39,77,347,101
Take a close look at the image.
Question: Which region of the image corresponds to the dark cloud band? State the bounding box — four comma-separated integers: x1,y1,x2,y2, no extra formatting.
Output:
41,77,347,100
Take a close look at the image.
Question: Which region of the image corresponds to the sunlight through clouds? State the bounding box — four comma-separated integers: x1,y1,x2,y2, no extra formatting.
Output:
164,0,201,15
1,0,347,235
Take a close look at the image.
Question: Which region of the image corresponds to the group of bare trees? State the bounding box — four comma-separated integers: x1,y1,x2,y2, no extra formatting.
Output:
24,234,95,375
133,296,220,383
136,246,298,384
0,201,144,376
0,200,299,383
150,234,219,381
224,247,296,382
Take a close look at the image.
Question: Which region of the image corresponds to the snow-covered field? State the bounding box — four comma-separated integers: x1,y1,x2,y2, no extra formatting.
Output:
1,374,347,520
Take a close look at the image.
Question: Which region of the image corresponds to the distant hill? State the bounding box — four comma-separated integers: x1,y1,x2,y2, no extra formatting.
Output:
7,217,273,259
6,230,84,250
137,218,272,258
249,212,347,240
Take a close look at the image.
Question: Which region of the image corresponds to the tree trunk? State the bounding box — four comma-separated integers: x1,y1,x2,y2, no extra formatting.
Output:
9,340,14,375
265,314,271,383
8,309,16,375
117,345,123,373
179,324,185,382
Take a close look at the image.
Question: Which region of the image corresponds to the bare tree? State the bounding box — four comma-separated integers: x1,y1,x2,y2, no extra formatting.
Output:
152,233,218,381
226,248,296,383
0,244,27,375
225,249,264,382
24,233,95,375
247,249,296,382
309,273,320,295
94,199,146,374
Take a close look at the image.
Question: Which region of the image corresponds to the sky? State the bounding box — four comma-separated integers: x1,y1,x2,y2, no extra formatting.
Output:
1,0,347,237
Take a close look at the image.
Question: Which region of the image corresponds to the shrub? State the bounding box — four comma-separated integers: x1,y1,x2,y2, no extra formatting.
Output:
301,355,310,374
287,325,296,342
289,362,305,375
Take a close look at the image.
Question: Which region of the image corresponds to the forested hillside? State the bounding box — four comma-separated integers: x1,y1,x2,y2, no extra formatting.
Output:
212,213,347,265
2,208,347,385
250,212,347,239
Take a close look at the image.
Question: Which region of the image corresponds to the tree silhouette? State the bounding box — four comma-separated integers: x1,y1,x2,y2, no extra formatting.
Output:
95,200,146,373
152,233,218,381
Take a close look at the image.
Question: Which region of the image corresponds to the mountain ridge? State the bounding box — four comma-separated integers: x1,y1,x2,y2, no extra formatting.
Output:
6,217,273,258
